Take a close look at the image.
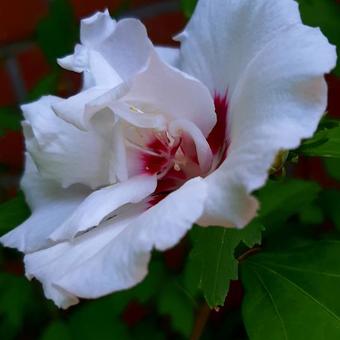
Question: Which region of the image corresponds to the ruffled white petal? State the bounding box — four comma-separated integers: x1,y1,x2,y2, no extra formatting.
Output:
24,177,207,308
156,47,179,67
96,18,152,81
229,25,336,147
110,122,129,182
25,215,134,309
169,119,213,173
0,155,89,253
123,51,216,137
110,102,167,130
80,9,116,47
198,23,337,227
53,84,129,131
87,50,123,88
55,50,215,140
23,96,112,189
58,12,153,86
52,87,111,130
177,0,302,94
50,175,157,241
58,44,87,73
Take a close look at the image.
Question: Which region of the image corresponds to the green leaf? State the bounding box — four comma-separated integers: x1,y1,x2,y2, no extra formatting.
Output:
129,320,165,340
241,240,340,339
186,220,264,308
320,190,340,231
0,274,35,339
0,193,30,236
69,298,129,340
40,321,72,340
298,120,340,158
26,72,59,102
181,0,197,18
298,202,324,225
67,258,168,339
257,179,321,228
128,259,167,304
324,158,340,181
37,0,77,63
157,279,195,337
0,108,22,136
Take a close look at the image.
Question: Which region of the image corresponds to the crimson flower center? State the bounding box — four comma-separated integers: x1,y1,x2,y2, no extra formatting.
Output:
141,94,229,205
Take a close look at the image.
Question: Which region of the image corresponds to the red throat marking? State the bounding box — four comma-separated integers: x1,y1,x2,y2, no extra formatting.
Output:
144,93,229,206
207,93,229,155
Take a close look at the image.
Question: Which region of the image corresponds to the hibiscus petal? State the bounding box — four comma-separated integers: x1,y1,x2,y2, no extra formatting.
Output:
50,174,157,241
80,9,116,47
169,119,213,173
110,102,167,130
58,9,118,88
25,215,134,309
177,0,302,94
96,18,153,81
52,82,132,131
24,177,207,308
200,25,336,228
156,47,179,67
110,121,129,182
123,51,216,137
88,50,123,88
52,87,111,130
59,48,123,89
58,44,87,73
23,96,112,189
0,155,89,253
58,11,153,91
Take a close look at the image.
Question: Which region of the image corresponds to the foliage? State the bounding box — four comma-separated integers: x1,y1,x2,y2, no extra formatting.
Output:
185,221,264,308
241,240,340,339
298,119,340,158
0,273,37,339
36,0,77,64
324,158,340,181
0,108,22,137
0,193,30,235
181,0,197,18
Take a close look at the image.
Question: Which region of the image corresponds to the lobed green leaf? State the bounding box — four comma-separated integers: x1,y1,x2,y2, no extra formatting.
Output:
186,220,264,308
241,240,340,339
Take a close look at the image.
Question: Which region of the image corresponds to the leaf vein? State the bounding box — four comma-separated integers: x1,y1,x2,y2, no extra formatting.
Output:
250,265,289,340
255,263,340,278
251,262,340,323
211,229,228,304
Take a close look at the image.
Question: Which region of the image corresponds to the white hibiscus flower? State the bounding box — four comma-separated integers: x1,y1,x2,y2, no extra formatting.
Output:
1,1,336,309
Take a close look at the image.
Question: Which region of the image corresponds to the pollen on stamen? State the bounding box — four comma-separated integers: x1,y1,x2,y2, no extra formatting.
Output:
130,106,142,113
